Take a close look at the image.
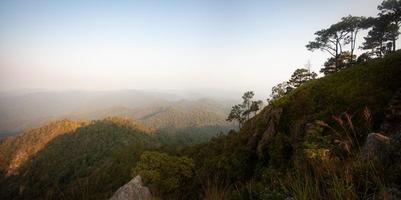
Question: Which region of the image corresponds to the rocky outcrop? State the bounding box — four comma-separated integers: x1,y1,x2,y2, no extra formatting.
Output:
109,175,152,200
362,133,390,159
381,89,401,134
247,106,283,158
362,88,401,160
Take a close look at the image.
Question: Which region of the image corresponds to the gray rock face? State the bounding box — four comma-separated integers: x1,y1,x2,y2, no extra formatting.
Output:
362,88,401,160
247,106,283,158
109,175,152,200
362,133,390,159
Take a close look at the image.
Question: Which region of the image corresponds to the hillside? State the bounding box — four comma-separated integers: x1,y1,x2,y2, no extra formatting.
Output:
0,117,159,200
134,51,401,199
0,120,87,176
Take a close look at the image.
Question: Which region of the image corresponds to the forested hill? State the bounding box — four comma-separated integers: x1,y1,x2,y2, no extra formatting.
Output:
0,117,158,199
0,91,235,134
64,99,231,132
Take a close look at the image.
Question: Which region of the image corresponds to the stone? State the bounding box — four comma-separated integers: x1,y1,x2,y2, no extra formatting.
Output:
362,133,390,159
109,175,152,200
247,106,282,158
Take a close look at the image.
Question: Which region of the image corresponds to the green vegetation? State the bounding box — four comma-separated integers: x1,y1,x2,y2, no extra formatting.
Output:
227,91,263,128
0,114,231,199
132,151,194,199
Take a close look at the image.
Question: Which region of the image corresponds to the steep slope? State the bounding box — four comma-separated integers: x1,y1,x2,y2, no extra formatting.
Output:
0,119,86,176
0,117,158,200
162,51,401,199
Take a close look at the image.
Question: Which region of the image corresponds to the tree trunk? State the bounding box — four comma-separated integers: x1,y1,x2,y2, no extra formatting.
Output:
335,42,339,71
393,38,396,52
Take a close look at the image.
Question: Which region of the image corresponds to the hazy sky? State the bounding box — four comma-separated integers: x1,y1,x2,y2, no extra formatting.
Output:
0,0,383,99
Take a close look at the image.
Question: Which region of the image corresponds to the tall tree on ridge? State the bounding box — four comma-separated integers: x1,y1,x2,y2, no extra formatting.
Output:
249,100,263,117
362,15,397,58
226,104,245,129
341,15,369,63
288,68,317,89
241,91,255,120
378,0,401,51
306,21,348,71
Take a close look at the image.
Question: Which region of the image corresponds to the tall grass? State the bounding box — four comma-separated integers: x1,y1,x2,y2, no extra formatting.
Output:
282,108,387,200
202,177,231,200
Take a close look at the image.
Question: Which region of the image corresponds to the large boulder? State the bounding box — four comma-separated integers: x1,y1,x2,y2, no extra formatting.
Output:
109,175,152,200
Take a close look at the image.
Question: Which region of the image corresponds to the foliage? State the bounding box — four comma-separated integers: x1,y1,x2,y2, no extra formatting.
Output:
269,81,290,102
132,151,194,198
321,51,356,75
227,91,263,128
269,67,317,101
362,15,399,57
287,68,317,89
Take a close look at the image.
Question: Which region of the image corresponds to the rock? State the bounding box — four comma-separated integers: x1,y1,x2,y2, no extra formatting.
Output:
246,106,282,158
363,88,401,160
109,175,152,200
362,133,390,159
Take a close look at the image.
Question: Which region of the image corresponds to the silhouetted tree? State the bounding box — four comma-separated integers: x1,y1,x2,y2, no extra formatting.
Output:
378,0,401,51
269,82,290,102
288,68,317,89
306,21,348,70
362,15,398,58
227,104,245,128
356,52,373,63
321,51,356,75
249,100,263,116
341,15,369,63
241,91,255,120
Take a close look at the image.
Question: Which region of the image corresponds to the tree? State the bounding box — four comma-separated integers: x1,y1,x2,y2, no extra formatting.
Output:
378,0,401,51
320,51,356,75
287,68,317,89
362,15,398,58
341,15,368,63
227,91,263,127
241,91,255,120
306,21,348,70
269,82,290,102
227,104,245,128
356,52,373,63
249,100,263,116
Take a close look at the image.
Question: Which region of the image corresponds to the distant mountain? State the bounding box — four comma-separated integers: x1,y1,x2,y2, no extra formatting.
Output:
65,99,231,132
0,90,236,133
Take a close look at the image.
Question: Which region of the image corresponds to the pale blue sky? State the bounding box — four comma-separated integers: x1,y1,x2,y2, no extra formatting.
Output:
0,0,383,99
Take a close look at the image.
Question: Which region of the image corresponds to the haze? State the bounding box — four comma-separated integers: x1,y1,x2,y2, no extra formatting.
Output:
0,0,382,99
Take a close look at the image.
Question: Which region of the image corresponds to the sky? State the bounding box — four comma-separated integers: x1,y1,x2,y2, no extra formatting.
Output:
0,0,384,99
